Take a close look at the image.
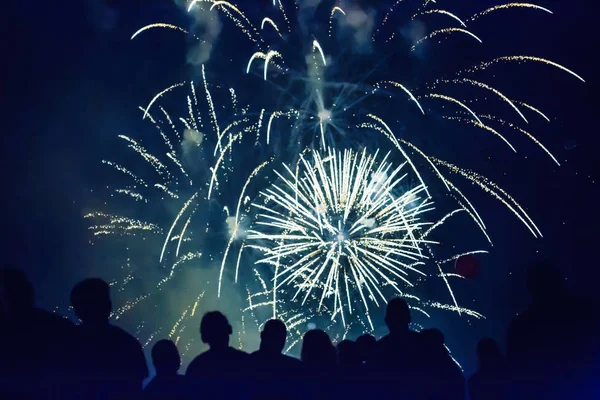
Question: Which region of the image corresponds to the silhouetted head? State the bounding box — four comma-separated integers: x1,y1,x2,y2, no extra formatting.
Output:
356,334,376,363
152,339,181,376
384,297,411,333
301,329,337,367
0,269,35,318
477,338,504,370
337,340,360,366
200,311,232,349
526,261,566,303
260,319,287,354
71,278,112,325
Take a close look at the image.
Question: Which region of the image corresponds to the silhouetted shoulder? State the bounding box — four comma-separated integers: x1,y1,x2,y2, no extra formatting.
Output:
375,332,394,349
0,270,78,397
144,374,187,398
469,370,508,400
250,350,302,369
282,353,302,368
79,324,143,351
112,325,149,376
186,347,248,376
76,323,148,378
250,350,296,360
230,346,249,358
2,307,76,364
30,308,77,351
32,307,75,328
375,330,421,354
221,346,249,363
185,356,201,377
110,324,145,347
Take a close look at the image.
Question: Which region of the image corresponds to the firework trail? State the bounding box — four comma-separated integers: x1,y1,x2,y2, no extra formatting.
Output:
373,81,425,114
451,79,528,123
261,17,282,38
460,56,585,83
477,114,560,166
514,101,551,122
469,3,553,22
143,83,185,120
411,28,483,51
424,94,482,125
131,23,189,40
414,9,467,27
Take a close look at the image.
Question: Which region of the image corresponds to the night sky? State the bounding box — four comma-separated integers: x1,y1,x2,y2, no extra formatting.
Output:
3,0,599,374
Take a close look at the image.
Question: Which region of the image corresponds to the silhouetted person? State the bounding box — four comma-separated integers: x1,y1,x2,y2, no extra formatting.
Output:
251,319,301,368
186,311,248,398
144,340,186,399
71,278,148,399
351,333,377,398
300,329,337,399
419,328,464,400
335,339,363,399
371,297,425,398
250,319,302,400
0,268,75,398
468,338,507,400
506,262,599,398
300,329,337,370
337,340,360,367
356,334,376,365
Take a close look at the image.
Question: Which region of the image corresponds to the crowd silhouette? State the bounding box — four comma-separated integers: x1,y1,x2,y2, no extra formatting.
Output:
0,263,597,399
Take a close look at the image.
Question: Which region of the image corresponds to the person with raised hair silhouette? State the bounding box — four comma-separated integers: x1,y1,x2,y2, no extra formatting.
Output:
186,311,249,398
144,339,187,398
371,297,425,399
71,278,148,399
250,319,302,400
0,268,76,398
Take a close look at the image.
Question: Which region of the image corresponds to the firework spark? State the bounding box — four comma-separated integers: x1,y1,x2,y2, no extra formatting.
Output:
143,83,185,120
461,56,585,82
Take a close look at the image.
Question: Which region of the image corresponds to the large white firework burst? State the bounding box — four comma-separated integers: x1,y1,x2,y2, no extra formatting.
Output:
247,147,435,328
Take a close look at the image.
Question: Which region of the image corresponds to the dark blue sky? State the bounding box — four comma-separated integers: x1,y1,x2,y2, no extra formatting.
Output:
3,0,598,372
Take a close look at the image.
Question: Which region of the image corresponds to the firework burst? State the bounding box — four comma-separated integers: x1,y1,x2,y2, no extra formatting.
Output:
87,0,584,356
247,147,434,328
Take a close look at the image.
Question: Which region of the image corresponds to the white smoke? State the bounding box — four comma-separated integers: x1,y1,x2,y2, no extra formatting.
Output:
336,5,377,53
226,216,247,239
173,0,222,65
164,263,260,361
182,128,203,151
297,0,323,8
404,191,419,210
85,0,118,32
401,19,427,45
181,128,203,166
370,170,388,192
305,52,324,97
315,203,327,215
